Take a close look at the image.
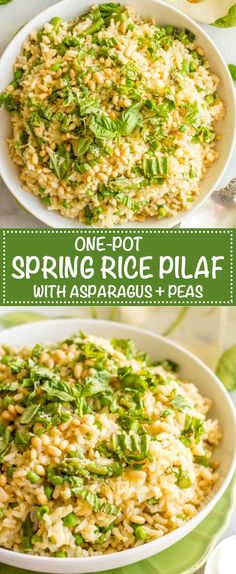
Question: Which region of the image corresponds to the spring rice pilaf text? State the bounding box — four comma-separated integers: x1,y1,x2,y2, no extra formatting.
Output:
0,333,221,557
0,3,224,226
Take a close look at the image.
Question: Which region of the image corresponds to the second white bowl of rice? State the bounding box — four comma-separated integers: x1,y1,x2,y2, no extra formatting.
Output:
0,0,235,228
0,318,235,572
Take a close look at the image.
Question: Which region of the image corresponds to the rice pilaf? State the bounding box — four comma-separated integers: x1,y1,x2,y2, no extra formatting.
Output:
0,3,224,226
0,333,221,557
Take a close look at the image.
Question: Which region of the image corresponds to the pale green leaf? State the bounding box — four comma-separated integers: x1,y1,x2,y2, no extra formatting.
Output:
0,312,46,328
212,4,236,27
216,345,236,390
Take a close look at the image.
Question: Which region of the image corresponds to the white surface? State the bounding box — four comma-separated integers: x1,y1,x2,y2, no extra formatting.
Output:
0,318,235,573
204,536,236,574
0,0,235,229
164,0,235,24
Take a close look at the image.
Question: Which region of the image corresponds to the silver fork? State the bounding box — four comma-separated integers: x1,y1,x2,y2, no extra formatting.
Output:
180,178,236,227
212,178,236,206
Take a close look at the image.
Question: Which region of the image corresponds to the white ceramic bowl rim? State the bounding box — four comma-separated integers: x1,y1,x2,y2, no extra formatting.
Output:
0,318,235,572
0,0,235,229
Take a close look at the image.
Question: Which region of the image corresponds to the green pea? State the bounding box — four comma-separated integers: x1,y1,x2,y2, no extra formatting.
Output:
205,94,214,104
63,512,78,528
50,17,63,30
27,470,41,484
36,506,50,520
51,62,61,72
159,206,167,217
180,124,188,133
0,508,4,519
74,533,84,546
14,69,24,81
41,196,51,206
51,475,63,486
165,25,174,34
44,485,54,500
134,526,147,541
1,355,12,365
190,60,197,72
55,551,67,557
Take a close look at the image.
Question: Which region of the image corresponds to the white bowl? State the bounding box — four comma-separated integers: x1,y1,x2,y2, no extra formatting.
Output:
0,0,235,229
0,318,235,573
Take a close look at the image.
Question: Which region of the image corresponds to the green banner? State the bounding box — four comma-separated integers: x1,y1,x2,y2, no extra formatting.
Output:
0,229,234,306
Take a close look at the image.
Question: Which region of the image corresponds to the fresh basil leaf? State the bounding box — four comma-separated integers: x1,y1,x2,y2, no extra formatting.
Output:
0,92,19,111
42,379,79,402
170,395,190,412
49,148,71,180
89,114,118,139
118,102,142,136
228,63,236,81
174,468,192,489
73,137,92,157
121,62,139,81
0,429,10,455
180,415,205,445
1,356,27,373
185,102,202,127
36,403,71,429
32,344,44,359
111,338,136,358
145,98,175,117
194,455,210,467
81,370,112,397
20,404,40,425
119,369,148,393
0,0,13,4
30,365,55,381
0,381,19,393
79,98,100,116
14,430,32,449
216,345,236,390
212,4,236,27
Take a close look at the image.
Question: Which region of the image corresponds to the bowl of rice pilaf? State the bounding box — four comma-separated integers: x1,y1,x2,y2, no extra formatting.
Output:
0,0,235,228
0,319,235,573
